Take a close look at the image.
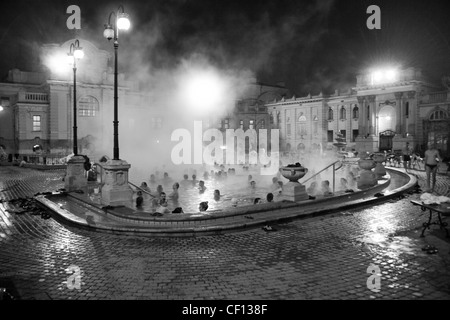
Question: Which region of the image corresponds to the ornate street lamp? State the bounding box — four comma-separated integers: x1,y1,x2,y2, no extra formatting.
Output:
103,5,131,160
67,39,84,155
100,5,133,207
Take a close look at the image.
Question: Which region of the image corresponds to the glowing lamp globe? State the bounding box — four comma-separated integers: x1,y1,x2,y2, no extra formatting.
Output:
117,13,131,30
67,54,75,65
74,48,84,60
103,25,114,40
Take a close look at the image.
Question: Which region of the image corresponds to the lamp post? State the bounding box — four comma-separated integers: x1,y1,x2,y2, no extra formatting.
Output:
100,5,133,206
64,39,87,192
67,40,84,155
103,5,131,160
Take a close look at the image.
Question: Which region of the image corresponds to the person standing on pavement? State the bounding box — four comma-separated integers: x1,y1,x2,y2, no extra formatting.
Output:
424,143,441,193
402,142,413,172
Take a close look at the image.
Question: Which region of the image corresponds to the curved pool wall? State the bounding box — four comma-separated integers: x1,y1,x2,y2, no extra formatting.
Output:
35,168,417,237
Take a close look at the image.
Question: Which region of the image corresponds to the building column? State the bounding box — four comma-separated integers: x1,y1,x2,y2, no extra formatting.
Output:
357,96,366,136
368,95,376,136
394,92,403,135
406,91,416,137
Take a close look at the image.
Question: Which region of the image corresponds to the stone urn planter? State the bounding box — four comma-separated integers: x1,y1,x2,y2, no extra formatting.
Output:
372,153,387,179
279,163,309,202
279,163,308,182
357,158,377,189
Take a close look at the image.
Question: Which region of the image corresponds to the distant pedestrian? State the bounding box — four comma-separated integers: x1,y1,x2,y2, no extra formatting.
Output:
424,143,441,193
402,142,413,172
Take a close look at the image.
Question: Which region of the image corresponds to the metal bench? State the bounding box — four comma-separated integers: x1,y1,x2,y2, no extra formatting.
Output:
411,200,450,238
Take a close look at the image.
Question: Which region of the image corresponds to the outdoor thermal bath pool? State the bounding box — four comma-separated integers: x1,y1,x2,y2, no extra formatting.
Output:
85,160,407,215
34,164,415,236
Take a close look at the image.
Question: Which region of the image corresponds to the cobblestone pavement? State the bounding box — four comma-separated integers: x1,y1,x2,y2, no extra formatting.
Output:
0,166,449,301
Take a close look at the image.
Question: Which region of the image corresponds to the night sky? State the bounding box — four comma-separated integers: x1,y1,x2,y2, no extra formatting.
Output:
2,0,450,95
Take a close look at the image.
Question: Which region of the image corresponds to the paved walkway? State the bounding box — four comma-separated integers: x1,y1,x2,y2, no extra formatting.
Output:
0,166,449,301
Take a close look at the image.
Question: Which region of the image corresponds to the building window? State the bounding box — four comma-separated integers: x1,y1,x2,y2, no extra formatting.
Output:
249,120,254,129
352,130,359,142
328,108,334,121
327,130,334,142
313,116,318,135
340,106,346,120
367,105,370,121
352,106,359,119
78,96,99,117
287,123,292,136
429,110,448,121
1,97,10,107
259,120,265,129
220,119,229,129
151,117,163,128
298,113,307,122
405,102,409,118
239,120,244,129
236,100,245,112
33,115,41,131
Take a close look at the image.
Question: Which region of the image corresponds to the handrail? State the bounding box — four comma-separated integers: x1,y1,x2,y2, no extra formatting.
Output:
128,181,156,198
302,160,343,193
302,160,341,185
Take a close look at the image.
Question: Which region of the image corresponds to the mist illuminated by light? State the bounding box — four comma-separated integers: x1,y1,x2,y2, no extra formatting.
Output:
44,53,71,75
179,69,227,115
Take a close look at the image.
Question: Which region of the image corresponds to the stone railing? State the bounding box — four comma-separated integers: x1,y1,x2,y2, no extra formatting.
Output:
18,92,49,104
425,92,448,104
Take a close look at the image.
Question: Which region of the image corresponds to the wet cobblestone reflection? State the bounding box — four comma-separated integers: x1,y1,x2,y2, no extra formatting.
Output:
0,166,449,299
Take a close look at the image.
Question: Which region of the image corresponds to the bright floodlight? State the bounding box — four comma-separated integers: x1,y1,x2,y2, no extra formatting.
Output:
0,106,4,112
386,69,397,82
371,68,398,85
372,70,383,84
181,70,226,114
117,13,131,30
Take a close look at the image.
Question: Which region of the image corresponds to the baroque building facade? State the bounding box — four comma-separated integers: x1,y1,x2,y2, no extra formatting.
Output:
0,38,288,164
267,68,450,157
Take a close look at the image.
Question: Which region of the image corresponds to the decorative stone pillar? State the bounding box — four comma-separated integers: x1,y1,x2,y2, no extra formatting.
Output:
406,91,416,137
357,96,366,136
394,92,403,134
100,159,133,207
368,95,376,136
64,155,87,191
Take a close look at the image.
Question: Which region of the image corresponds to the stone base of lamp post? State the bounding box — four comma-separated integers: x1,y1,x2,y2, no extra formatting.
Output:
100,159,133,207
64,155,87,192
280,182,309,202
